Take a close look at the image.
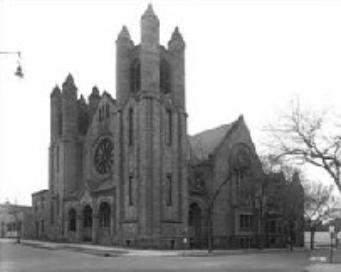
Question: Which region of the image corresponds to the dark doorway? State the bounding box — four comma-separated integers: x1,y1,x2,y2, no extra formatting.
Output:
188,203,202,248
82,205,93,242
35,221,39,238
98,202,111,228
98,202,111,244
68,208,77,232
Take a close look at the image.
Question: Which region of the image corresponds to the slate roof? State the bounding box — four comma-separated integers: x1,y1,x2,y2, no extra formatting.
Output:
188,120,238,162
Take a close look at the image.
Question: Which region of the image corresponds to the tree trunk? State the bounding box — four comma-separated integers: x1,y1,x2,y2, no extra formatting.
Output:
310,228,315,250
258,207,265,249
207,207,213,253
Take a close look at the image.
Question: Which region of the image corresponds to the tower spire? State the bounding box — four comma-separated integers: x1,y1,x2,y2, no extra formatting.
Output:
117,25,132,41
51,85,61,97
62,73,77,94
168,26,185,50
140,3,160,93
142,3,157,19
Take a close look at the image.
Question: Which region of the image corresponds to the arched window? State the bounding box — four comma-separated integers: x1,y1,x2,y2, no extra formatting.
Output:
166,174,172,206
128,175,134,206
68,208,77,232
236,170,244,192
106,104,110,118
130,59,141,93
98,202,111,228
160,59,171,94
128,108,134,146
166,109,172,145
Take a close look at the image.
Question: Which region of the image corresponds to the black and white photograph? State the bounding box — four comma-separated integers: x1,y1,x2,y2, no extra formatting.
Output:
1,0,341,271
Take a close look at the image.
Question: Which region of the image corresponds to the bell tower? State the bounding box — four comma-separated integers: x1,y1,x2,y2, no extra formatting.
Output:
116,4,188,248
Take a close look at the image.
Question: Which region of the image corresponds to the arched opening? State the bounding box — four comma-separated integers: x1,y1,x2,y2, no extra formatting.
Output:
99,202,111,228
160,59,171,94
188,202,202,248
68,208,77,232
82,205,93,242
130,59,141,93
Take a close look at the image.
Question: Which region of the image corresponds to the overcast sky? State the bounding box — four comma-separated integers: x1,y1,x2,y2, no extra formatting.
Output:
1,0,341,205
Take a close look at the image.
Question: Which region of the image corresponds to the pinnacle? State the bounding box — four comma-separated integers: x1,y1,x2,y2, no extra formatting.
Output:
171,26,182,39
91,86,100,96
51,85,61,96
79,94,86,103
62,73,77,92
118,25,131,40
168,26,185,49
65,73,74,84
142,3,158,19
146,3,154,15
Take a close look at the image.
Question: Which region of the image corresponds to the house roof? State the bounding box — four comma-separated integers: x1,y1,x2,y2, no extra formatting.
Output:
188,119,239,162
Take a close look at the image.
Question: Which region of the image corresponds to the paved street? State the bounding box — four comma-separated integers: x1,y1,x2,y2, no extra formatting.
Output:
0,239,315,272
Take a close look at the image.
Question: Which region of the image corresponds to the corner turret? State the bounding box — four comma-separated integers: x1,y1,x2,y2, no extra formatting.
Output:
167,27,185,108
88,86,101,120
50,85,62,142
116,26,134,105
62,73,78,139
168,27,185,51
117,25,132,42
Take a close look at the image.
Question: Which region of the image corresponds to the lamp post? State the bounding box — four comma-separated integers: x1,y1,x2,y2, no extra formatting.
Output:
0,51,24,78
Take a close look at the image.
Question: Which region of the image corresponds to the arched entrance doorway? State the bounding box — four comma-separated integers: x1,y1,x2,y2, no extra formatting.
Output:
68,208,77,232
189,203,202,248
82,205,93,242
98,202,111,244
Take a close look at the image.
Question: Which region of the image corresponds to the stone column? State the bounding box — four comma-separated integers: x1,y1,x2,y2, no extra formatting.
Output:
76,214,82,242
63,217,68,240
92,213,99,244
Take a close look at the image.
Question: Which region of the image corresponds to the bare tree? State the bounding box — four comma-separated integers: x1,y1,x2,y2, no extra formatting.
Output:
304,181,335,250
206,172,232,253
267,99,341,193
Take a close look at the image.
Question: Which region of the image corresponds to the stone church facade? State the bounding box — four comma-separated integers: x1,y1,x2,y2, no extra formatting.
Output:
32,5,304,249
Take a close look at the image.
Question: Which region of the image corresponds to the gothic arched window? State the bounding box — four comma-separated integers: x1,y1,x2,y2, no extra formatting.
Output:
166,108,172,145
160,59,171,94
128,108,134,146
130,59,141,93
128,175,134,206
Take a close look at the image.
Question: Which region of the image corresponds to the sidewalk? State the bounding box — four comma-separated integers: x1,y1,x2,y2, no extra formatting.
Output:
304,263,341,272
305,247,341,272
19,239,307,257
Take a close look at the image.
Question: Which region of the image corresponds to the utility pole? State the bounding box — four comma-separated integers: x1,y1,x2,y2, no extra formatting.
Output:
329,225,335,263
0,51,24,78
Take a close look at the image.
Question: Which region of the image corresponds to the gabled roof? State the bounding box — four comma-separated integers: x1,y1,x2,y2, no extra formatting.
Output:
102,91,117,105
189,118,240,162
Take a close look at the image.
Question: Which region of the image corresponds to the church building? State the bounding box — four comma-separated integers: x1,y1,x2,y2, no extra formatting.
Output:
32,5,304,249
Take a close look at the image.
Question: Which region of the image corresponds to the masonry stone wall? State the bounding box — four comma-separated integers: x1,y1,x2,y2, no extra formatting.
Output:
32,5,303,250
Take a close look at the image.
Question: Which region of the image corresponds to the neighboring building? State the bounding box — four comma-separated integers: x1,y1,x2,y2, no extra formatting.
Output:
31,190,50,239
32,4,304,249
0,202,34,239
263,172,305,248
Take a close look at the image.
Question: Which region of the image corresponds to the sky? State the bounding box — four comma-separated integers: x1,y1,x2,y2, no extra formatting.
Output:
1,0,341,205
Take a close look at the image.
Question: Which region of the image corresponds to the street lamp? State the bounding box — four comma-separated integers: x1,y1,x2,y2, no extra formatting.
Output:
0,51,24,78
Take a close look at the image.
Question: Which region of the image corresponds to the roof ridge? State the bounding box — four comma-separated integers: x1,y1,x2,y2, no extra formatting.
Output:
189,119,239,163
190,123,233,138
